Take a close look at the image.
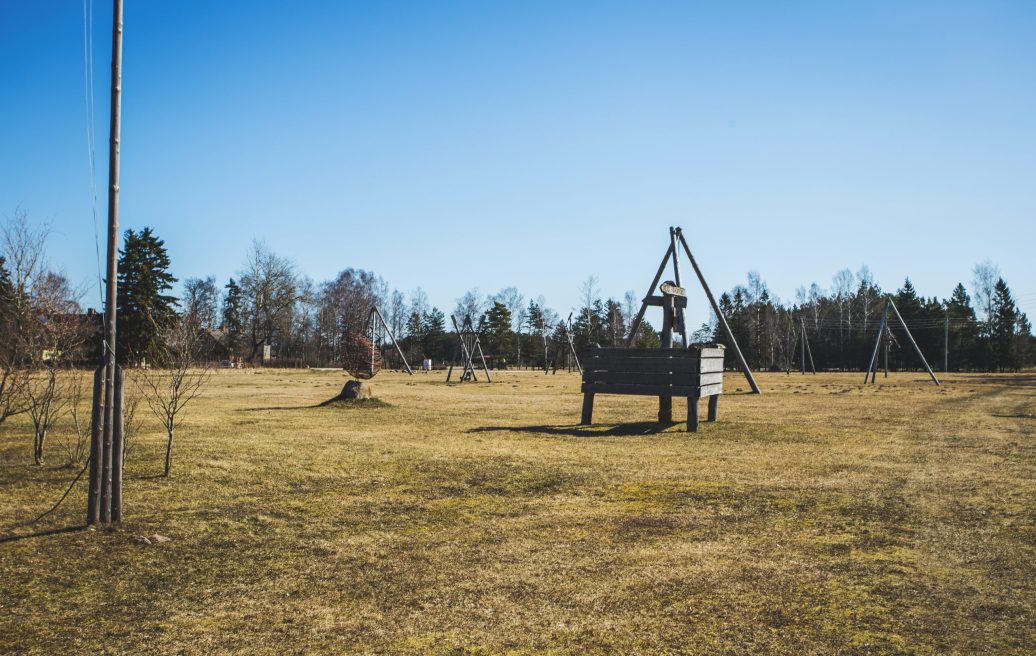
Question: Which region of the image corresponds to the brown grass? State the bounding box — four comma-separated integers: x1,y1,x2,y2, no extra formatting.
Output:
1,369,1034,654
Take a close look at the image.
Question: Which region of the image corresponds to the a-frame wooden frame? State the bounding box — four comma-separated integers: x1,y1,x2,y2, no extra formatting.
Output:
626,226,761,394
864,296,940,386
447,315,492,382
544,314,583,375
367,306,414,376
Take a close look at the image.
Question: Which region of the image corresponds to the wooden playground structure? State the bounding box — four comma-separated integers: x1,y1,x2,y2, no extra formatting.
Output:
580,226,755,431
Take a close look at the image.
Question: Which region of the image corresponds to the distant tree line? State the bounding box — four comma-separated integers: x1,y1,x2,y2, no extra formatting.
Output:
148,230,1036,373
5,212,1030,382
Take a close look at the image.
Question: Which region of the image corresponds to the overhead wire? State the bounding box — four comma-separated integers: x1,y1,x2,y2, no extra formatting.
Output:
82,0,103,304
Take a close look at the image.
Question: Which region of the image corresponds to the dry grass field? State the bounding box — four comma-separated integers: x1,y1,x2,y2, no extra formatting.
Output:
1,368,1034,655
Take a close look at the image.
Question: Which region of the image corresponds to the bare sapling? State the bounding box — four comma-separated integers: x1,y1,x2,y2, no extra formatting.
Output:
120,370,143,461
139,315,211,476
65,367,90,464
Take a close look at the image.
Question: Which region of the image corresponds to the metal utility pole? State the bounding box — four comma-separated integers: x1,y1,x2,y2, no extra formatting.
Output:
88,0,124,524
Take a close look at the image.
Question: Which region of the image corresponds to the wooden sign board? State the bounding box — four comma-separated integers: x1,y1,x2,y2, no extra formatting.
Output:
660,282,686,298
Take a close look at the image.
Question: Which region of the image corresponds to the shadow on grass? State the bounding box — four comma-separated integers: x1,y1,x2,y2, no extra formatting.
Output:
469,421,676,438
243,397,393,412
0,524,87,544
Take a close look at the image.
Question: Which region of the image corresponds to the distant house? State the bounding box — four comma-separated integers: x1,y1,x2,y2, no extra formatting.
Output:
198,328,232,363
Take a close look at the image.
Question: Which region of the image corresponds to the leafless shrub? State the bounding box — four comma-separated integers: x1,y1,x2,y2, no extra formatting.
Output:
138,316,211,476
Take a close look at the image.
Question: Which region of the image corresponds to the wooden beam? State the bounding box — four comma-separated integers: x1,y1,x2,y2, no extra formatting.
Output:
669,227,688,348
676,229,761,394
865,302,886,384
888,297,940,386
371,306,414,375
626,243,673,347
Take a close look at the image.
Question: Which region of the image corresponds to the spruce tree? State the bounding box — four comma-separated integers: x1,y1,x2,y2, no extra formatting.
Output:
222,278,244,357
483,301,514,358
945,283,979,370
116,228,178,364
421,307,446,360
990,278,1018,371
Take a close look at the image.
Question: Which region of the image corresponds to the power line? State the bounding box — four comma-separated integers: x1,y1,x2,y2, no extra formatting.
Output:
82,0,103,303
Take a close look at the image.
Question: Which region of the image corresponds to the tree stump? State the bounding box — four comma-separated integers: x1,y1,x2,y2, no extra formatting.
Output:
339,380,373,400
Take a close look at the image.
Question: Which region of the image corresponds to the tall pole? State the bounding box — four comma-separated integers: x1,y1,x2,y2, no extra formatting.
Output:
800,318,806,375
95,0,123,524
865,300,887,384
883,326,889,378
802,316,816,374
944,313,949,372
676,229,760,394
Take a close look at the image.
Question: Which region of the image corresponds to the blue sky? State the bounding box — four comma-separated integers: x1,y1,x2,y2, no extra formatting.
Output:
2,1,1034,327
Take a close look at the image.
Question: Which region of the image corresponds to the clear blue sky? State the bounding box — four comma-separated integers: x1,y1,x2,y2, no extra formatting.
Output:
2,1,1034,327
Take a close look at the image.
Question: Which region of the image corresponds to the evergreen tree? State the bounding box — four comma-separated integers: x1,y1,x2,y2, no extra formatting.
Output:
0,256,14,316
990,278,1019,371
572,299,606,352
421,307,447,360
635,320,661,348
222,278,244,357
116,228,178,364
1016,312,1032,369
945,283,979,370
483,301,514,361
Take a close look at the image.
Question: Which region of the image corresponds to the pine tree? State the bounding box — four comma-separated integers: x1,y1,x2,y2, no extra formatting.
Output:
945,283,978,370
1015,312,1032,369
222,278,244,357
990,278,1018,372
483,301,514,361
636,321,661,348
116,228,178,364
421,307,446,360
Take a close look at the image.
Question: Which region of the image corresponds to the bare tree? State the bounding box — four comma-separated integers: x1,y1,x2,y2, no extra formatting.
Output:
0,210,47,427
454,288,487,322
240,241,300,363
578,276,601,330
65,367,91,464
388,290,408,339
972,260,1001,326
120,371,144,462
138,316,211,477
182,276,220,330
494,287,525,332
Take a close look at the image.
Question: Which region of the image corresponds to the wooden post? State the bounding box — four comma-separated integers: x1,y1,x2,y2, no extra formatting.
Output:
91,0,124,525
580,393,594,425
669,227,688,348
474,333,492,383
658,295,674,423
887,297,940,386
865,302,887,384
687,397,698,432
676,230,760,394
800,319,806,375
944,313,949,372
707,394,719,422
803,318,816,375
884,327,889,378
86,365,104,524
372,306,413,374
564,322,582,375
